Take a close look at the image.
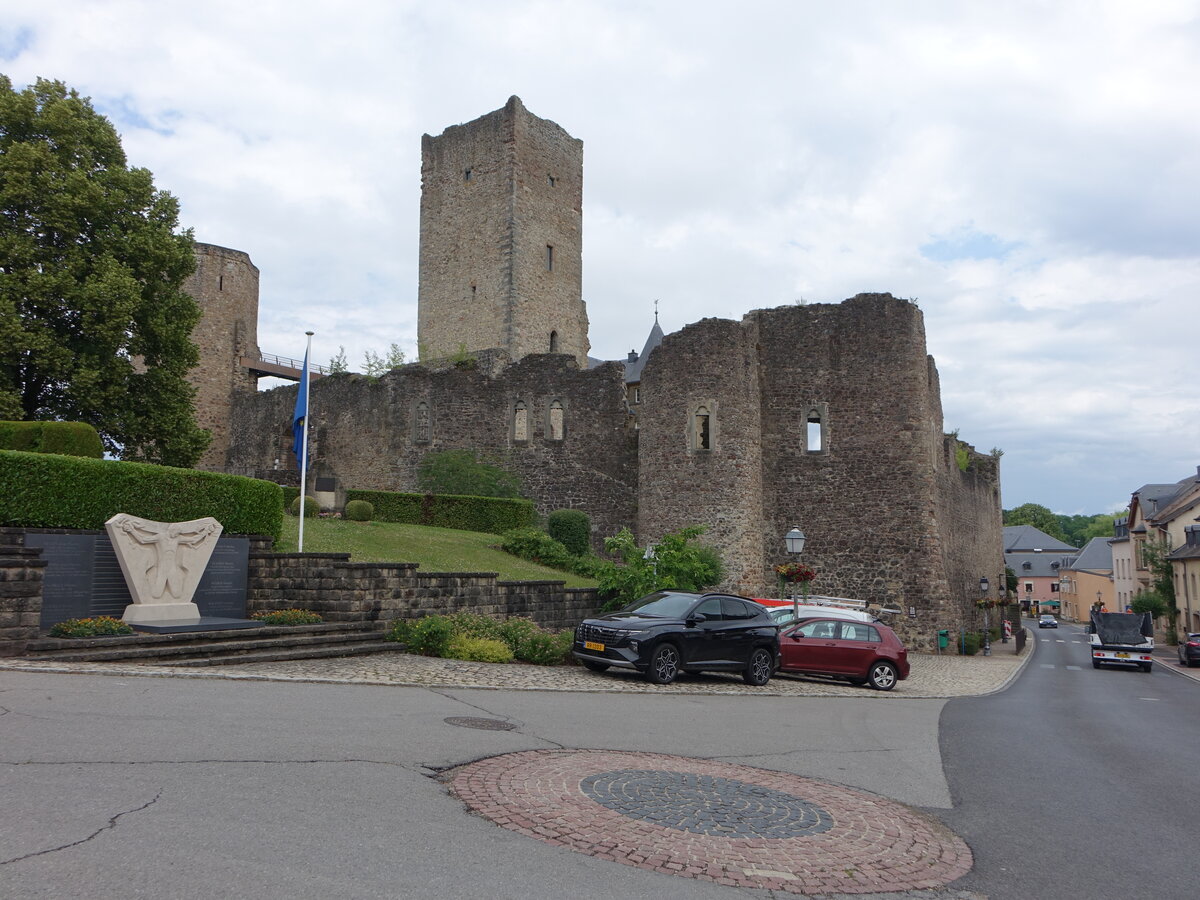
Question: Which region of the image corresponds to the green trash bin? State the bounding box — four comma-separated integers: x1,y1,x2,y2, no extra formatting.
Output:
937,629,950,650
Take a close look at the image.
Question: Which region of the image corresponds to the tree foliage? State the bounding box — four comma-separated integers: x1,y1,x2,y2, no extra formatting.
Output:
598,526,724,611
0,77,207,465
1003,503,1070,543
416,449,523,498
363,343,406,377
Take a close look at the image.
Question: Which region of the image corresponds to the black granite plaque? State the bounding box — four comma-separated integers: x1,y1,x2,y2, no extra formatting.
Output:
28,532,250,628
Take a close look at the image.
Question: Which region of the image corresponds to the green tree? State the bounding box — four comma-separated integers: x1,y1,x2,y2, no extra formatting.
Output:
1003,503,1069,543
0,77,206,465
328,346,348,374
1135,538,1177,635
598,526,724,610
363,343,406,377
417,449,522,498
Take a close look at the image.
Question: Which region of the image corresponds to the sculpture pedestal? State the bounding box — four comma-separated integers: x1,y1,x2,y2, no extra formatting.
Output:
122,601,201,626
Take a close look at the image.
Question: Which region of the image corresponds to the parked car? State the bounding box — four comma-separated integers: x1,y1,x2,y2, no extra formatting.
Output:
777,616,909,690
1178,633,1200,668
1038,615,1058,628
762,604,877,627
573,591,780,685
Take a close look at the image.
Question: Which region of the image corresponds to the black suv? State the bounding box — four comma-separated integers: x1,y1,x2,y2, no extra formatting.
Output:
573,591,779,685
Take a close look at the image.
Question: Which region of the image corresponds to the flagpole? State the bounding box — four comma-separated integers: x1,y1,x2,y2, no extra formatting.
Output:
298,331,313,553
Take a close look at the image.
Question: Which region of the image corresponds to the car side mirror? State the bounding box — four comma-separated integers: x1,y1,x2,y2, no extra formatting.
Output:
686,613,707,626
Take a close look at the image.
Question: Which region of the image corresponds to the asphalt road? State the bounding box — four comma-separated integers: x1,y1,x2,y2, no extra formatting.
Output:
1,669,954,900
936,619,1200,900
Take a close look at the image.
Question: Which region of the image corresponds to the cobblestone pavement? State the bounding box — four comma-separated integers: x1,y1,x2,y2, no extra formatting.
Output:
0,646,1029,697
448,749,973,895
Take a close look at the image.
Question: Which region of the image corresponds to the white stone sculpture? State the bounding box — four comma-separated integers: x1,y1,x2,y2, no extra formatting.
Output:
105,514,223,624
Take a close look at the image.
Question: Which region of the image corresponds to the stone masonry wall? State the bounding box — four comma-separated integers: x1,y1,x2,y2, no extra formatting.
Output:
226,351,638,547
0,549,45,656
247,553,600,632
637,317,766,594
184,243,261,471
418,97,589,366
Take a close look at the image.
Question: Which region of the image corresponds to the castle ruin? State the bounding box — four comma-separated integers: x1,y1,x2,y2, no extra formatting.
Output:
185,97,1004,640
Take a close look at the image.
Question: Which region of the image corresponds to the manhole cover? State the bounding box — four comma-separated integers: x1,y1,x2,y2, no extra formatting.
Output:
443,716,517,731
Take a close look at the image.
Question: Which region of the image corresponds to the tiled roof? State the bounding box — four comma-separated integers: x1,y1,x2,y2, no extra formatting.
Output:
1002,525,1077,553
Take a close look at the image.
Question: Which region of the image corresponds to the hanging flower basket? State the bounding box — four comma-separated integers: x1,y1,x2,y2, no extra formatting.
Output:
775,562,816,584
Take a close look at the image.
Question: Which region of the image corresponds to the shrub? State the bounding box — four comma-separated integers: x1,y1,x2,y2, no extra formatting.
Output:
547,509,591,556
289,495,320,518
0,421,104,458
445,611,504,642
446,634,514,663
417,449,522,498
598,525,724,611
250,609,323,626
0,450,284,539
49,616,134,638
386,619,411,643
497,617,542,655
344,499,374,521
517,630,573,666
344,488,535,534
501,527,574,569
407,615,455,657
958,632,982,655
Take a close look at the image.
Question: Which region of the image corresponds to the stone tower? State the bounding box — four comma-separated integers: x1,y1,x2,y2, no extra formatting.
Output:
184,243,261,471
417,96,590,366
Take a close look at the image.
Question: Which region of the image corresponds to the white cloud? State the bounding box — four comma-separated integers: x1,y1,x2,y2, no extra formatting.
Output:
4,0,1199,512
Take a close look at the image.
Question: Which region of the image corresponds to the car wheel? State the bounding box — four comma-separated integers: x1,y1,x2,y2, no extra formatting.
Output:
867,661,898,691
582,660,610,673
1189,659,1198,669
646,643,680,684
1140,662,1152,672
742,648,773,686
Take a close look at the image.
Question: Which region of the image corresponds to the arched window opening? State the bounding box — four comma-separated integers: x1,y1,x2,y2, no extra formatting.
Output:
548,400,564,440
514,401,528,442
694,406,711,451
806,414,822,452
549,330,559,353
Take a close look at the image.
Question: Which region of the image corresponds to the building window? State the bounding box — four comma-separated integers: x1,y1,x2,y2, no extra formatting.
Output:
694,406,711,451
546,245,554,271
464,168,472,181
549,330,559,353
514,401,528,442
547,174,556,187
548,400,564,440
634,387,640,404
218,275,224,291
414,401,431,444
807,416,822,452
802,402,828,453
1050,583,1059,593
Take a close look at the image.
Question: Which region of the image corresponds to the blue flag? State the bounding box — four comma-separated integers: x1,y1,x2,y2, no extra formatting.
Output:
292,347,309,464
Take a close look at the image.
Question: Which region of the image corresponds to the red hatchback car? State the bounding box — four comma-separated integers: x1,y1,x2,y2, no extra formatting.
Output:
778,617,909,690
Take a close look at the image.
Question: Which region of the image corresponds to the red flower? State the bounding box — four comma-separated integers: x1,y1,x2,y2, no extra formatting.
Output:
774,562,816,583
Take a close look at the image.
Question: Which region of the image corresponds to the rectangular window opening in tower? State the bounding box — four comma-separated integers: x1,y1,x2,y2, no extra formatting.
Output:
464,168,472,181
548,174,555,186
546,245,554,271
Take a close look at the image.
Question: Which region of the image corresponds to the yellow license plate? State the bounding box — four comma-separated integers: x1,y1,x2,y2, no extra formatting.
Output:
1116,652,1129,658
584,641,605,652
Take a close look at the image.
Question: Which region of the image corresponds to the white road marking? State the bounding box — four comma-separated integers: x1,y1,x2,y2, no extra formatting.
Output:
1066,666,1081,670
1040,664,1055,668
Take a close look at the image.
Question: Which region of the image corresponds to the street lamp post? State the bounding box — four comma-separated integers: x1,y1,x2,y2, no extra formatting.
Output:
785,526,806,620
980,576,991,657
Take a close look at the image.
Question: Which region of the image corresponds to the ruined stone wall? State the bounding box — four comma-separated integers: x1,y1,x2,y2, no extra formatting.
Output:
637,317,766,594
418,96,588,366
227,352,638,546
184,243,261,471
634,294,1002,647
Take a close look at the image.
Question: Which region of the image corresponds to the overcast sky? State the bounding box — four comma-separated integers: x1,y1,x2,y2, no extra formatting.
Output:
4,0,1198,515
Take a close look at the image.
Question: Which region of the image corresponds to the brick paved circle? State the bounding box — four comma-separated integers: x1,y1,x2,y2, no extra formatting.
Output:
448,749,972,894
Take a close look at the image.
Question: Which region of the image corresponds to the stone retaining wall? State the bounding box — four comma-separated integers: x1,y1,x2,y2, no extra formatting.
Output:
0,527,599,655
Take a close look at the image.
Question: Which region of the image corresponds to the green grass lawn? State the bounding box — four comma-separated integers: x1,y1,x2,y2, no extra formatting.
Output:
275,516,598,588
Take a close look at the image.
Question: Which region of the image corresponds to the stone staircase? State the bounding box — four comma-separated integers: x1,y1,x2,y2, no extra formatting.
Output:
21,622,405,667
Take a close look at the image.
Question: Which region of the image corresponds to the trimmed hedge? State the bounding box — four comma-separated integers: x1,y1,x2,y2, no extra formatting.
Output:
344,488,535,535
0,421,104,458
0,449,284,539
547,509,590,556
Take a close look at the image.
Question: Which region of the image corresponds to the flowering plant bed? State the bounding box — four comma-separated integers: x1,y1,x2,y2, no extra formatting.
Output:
774,562,816,583
49,616,134,638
